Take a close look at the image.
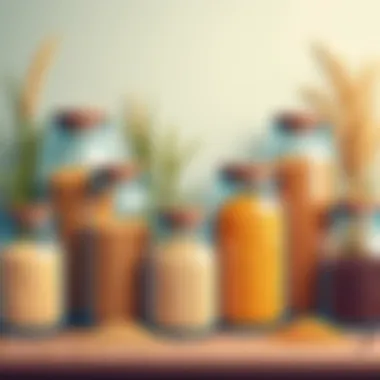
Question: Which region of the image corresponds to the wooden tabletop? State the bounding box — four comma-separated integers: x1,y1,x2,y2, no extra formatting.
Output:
0,322,380,375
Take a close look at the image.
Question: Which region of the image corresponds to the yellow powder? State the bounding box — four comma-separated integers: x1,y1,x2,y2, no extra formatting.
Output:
269,317,345,344
1,241,64,328
89,321,155,344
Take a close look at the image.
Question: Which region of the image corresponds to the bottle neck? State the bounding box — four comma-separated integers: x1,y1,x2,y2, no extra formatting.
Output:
224,177,276,198
155,219,203,241
13,217,55,242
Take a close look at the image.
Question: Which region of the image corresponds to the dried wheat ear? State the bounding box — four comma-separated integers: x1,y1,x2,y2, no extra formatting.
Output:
20,36,60,122
300,44,380,203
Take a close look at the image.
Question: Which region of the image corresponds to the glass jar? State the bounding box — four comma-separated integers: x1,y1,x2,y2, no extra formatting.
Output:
318,201,380,327
47,110,125,308
66,163,148,326
0,203,64,336
148,207,217,337
275,111,334,314
216,163,286,327
37,108,126,197
50,167,111,241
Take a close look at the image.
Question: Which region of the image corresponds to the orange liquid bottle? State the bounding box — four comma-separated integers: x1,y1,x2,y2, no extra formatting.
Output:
216,163,285,325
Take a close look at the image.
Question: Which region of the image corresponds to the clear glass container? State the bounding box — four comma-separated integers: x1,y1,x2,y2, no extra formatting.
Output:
37,108,126,196
0,203,64,336
66,163,148,326
275,111,334,314
216,163,286,327
148,207,217,338
318,201,380,327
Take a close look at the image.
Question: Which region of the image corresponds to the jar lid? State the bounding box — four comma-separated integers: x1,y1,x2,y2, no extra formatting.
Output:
10,202,51,229
87,162,140,196
322,199,380,226
276,111,321,132
221,162,273,183
332,199,380,214
55,108,107,130
158,206,203,229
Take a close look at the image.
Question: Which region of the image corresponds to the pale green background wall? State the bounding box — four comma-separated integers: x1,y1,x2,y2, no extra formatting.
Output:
1,0,380,191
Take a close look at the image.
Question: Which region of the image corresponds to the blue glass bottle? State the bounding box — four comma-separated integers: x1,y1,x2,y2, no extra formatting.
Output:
147,207,217,338
0,203,65,336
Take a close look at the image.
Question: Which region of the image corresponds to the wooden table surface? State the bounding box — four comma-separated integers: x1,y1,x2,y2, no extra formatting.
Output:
0,322,380,375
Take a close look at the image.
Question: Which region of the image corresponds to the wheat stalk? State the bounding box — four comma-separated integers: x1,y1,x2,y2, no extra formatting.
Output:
124,101,200,212
311,43,354,110
20,35,60,122
304,44,380,203
124,99,154,169
8,36,60,204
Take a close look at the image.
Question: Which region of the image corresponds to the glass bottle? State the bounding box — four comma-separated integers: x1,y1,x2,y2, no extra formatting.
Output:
38,108,125,190
318,200,380,327
67,163,148,326
275,111,334,314
47,108,125,246
216,162,286,327
0,203,64,336
149,207,217,337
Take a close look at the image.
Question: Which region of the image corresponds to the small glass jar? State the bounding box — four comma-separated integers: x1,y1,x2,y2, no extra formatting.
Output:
0,203,64,336
37,108,126,196
148,207,217,338
318,201,380,327
275,111,334,314
66,163,148,326
216,162,286,327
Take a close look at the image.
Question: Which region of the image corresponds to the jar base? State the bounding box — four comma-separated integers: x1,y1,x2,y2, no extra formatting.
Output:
221,311,291,333
146,321,216,340
67,311,95,327
1,320,64,338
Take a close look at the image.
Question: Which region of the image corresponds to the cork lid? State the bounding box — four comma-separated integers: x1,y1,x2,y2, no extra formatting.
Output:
158,206,203,229
87,162,140,196
221,162,273,183
55,108,107,130
321,199,380,227
11,202,51,229
337,199,380,212
276,111,321,132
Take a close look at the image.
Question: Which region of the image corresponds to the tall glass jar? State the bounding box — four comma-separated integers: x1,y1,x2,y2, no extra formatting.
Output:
66,163,148,326
318,200,380,327
216,163,286,327
0,203,64,335
275,111,334,314
148,207,217,337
